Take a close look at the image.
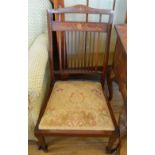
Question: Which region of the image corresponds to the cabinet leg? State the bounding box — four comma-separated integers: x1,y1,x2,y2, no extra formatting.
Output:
106,133,119,153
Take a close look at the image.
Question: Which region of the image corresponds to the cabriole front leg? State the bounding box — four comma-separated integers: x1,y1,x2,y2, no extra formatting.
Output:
34,132,48,152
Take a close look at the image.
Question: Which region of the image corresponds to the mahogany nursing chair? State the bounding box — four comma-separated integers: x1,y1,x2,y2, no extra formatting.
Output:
34,4,119,153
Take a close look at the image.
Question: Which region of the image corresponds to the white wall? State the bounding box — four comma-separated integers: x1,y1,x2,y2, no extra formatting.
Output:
28,0,52,47
64,0,127,24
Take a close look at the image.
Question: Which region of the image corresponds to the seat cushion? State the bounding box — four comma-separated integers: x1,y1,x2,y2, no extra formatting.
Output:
39,81,115,131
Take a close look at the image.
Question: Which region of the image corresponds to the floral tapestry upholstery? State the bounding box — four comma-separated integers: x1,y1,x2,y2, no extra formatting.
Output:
39,81,115,130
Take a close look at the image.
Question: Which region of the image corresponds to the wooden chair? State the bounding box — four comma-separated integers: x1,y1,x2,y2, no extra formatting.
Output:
34,4,119,153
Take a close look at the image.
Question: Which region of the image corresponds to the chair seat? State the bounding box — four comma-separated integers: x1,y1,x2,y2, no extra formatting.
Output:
39,81,115,131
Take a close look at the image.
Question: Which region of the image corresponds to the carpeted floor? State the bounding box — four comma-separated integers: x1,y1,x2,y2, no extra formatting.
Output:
29,82,126,155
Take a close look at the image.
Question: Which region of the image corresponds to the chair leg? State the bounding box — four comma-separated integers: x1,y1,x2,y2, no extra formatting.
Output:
107,69,115,101
35,133,48,152
106,134,119,153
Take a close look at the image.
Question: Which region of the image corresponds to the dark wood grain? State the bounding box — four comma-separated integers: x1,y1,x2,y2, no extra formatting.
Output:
115,24,127,52
107,24,127,153
51,21,109,32
108,24,127,102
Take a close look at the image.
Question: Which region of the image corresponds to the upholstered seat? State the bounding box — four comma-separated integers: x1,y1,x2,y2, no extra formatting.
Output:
39,81,115,131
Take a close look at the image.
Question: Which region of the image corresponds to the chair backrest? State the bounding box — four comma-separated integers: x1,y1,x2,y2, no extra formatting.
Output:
47,5,114,82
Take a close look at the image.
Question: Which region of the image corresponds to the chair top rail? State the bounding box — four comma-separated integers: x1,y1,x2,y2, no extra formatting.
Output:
47,5,114,15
